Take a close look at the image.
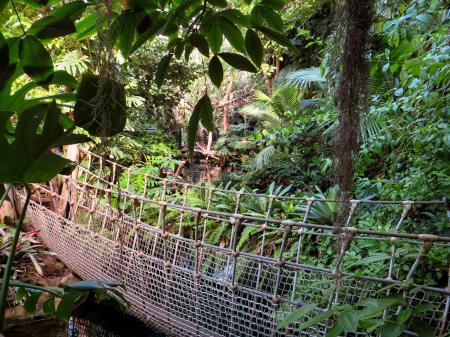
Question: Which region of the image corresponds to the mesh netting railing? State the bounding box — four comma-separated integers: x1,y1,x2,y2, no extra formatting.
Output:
16,148,450,337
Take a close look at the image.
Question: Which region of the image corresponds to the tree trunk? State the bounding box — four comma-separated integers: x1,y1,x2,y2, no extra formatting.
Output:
223,76,233,132
58,144,80,218
334,0,374,222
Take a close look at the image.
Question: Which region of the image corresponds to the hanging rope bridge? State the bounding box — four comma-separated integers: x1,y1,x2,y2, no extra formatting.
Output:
14,148,450,337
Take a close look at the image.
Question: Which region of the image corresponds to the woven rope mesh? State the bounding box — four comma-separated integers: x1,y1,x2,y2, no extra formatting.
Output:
17,149,450,337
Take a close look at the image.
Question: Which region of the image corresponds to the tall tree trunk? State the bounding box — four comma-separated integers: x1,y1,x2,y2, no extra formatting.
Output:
223,75,233,132
334,0,374,220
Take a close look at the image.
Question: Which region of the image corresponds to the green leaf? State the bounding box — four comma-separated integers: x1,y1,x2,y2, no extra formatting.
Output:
24,0,49,7
190,33,209,57
0,102,81,183
207,0,227,7
255,26,293,48
76,13,97,40
206,21,223,54
29,18,76,39
155,53,173,87
260,7,283,32
219,16,246,54
184,44,194,61
349,253,390,267
358,296,405,320
326,323,344,337
117,12,136,58
174,41,184,59
260,0,285,10
410,320,434,337
19,36,54,85
276,303,317,329
23,291,42,314
245,29,263,68
187,93,214,157
396,308,412,324
414,303,436,314
336,311,358,333
187,102,201,157
43,296,56,315
0,0,8,12
250,5,264,26
0,32,15,92
380,322,402,337
218,52,257,73
15,287,28,303
27,1,86,39
74,73,127,137
198,94,214,131
298,310,334,331
130,17,165,55
208,55,223,88
56,289,82,320
51,70,78,89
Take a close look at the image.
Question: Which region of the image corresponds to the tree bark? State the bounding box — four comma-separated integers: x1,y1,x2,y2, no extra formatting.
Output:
223,76,233,132
334,0,374,221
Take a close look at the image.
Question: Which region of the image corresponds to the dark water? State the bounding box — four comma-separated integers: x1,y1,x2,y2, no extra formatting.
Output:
5,302,166,337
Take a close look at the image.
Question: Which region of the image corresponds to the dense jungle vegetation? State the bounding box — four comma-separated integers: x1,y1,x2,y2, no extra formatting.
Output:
0,0,449,336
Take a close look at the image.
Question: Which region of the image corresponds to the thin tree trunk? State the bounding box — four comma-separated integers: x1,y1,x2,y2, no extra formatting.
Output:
223,76,233,132
58,144,80,217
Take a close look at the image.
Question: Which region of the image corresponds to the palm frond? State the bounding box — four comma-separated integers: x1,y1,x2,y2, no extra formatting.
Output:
279,67,326,90
249,145,278,171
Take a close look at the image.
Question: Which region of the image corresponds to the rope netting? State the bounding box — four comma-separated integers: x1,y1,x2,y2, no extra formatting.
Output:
15,148,450,337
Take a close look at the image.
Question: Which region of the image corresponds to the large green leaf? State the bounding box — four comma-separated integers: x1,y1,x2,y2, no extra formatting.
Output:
190,33,209,57
260,6,283,32
380,322,402,337
255,26,293,48
56,289,82,320
245,29,263,68
0,32,16,92
336,311,358,333
0,102,88,183
218,52,257,73
219,16,246,54
117,11,136,58
198,94,214,131
27,1,87,39
187,103,201,157
19,36,54,85
23,291,42,314
205,21,223,54
0,0,8,12
208,55,223,88
155,53,173,87
74,73,127,137
187,94,214,156
298,310,334,331
207,0,227,7
276,303,317,329
51,70,78,90
261,0,285,10
76,13,97,40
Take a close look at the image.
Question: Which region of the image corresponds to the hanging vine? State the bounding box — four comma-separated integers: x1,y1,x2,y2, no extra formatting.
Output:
334,0,375,222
